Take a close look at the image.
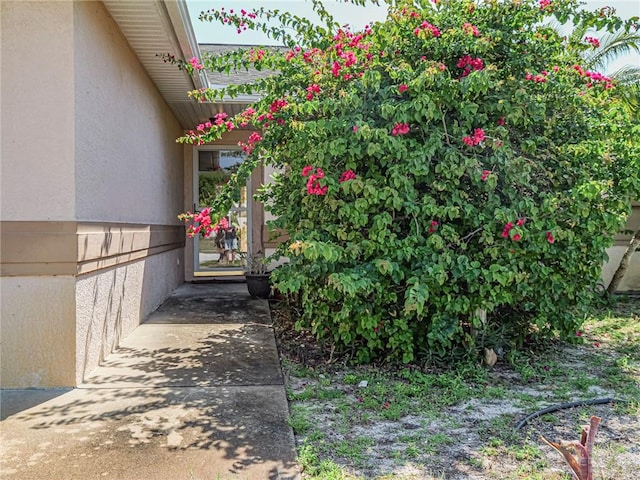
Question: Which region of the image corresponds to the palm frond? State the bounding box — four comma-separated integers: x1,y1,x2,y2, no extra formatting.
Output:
588,30,640,71
610,64,640,86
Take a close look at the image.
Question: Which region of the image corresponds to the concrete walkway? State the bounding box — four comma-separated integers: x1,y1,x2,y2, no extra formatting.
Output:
1,283,300,480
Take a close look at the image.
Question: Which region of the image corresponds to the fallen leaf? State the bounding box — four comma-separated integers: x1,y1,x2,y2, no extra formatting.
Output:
484,348,497,366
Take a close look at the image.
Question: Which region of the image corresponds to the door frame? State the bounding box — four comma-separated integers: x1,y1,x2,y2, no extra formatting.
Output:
192,144,252,277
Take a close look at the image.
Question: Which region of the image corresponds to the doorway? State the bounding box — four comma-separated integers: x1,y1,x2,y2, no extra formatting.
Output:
193,147,250,277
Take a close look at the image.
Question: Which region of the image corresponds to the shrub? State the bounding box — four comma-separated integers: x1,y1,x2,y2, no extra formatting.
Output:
174,0,640,363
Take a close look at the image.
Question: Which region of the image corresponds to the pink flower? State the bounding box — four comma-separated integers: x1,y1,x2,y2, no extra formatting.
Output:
463,128,485,146
481,170,491,181
462,22,480,36
576,331,582,337
501,222,514,238
414,21,441,38
584,36,600,48
539,0,552,10
398,84,409,94
248,132,262,143
249,49,265,61
516,218,526,226
188,56,204,70
457,55,471,69
213,112,228,125
353,125,359,133
497,116,505,126
305,84,321,100
303,166,327,195
546,231,555,244
428,220,439,233
512,234,521,241
270,98,288,113
339,169,357,183
306,175,327,195
331,61,342,77
239,131,263,154
526,70,549,83
391,123,410,136
457,55,484,78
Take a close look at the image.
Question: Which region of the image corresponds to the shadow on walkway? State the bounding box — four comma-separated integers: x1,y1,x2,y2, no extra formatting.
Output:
1,283,299,480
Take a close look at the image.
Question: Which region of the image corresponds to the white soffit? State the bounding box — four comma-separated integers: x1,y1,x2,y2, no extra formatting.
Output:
103,1,262,129
102,0,208,128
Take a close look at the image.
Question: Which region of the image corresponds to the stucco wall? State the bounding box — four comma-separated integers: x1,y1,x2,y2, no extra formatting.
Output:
76,249,183,384
0,1,76,221
1,277,77,387
0,1,185,388
602,247,640,291
602,204,640,291
70,2,185,384
74,1,184,224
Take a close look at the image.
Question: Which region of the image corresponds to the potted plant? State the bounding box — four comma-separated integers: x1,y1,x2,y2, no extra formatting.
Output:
244,252,271,299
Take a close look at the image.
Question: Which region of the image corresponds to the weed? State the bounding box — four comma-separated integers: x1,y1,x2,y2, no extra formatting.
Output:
288,404,313,434
298,444,358,479
343,373,359,385
424,432,454,454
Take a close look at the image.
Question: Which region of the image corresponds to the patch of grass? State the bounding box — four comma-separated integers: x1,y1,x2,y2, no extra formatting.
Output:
508,443,543,461
282,358,317,378
288,383,345,402
334,437,375,461
342,373,359,385
480,414,520,444
288,404,313,434
513,392,543,409
423,432,454,454
298,444,360,479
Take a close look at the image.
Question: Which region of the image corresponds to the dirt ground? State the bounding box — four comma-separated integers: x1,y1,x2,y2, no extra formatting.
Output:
271,297,640,479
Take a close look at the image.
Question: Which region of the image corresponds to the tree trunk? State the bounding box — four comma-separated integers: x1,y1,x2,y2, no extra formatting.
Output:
607,228,640,294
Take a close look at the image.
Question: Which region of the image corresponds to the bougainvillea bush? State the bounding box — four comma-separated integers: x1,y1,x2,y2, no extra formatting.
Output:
174,0,640,363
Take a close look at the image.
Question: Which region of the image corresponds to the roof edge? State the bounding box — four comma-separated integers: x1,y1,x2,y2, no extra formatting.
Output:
163,0,208,91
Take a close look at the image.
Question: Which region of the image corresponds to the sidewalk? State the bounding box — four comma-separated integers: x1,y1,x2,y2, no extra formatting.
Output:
0,283,300,480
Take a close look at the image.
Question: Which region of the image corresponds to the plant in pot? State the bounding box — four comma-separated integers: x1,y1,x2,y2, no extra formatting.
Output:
244,252,271,299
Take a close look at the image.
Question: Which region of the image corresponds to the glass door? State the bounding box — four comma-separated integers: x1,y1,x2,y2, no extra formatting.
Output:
194,148,249,276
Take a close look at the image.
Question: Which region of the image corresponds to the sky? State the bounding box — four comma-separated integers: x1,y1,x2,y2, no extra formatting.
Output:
186,0,640,73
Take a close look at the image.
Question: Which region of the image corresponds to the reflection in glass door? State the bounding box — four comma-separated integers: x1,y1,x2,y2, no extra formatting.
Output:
194,149,249,276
